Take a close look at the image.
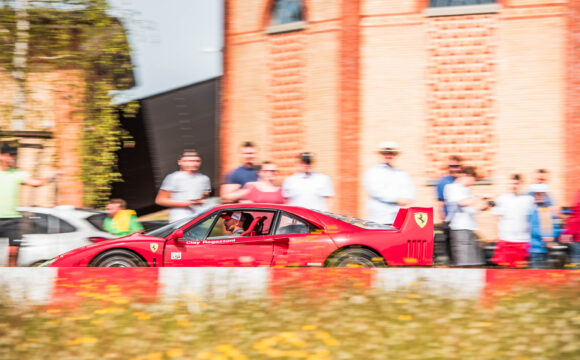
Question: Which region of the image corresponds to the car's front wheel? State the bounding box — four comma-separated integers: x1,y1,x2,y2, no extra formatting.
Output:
91,249,147,267
326,247,386,268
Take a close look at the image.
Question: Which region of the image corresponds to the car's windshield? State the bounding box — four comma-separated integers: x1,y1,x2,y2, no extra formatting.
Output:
316,211,396,230
145,216,195,238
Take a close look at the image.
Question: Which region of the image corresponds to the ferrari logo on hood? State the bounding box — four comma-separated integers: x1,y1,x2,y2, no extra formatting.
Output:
414,212,428,228
150,243,159,253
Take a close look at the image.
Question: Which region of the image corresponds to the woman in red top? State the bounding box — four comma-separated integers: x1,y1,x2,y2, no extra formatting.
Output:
235,162,286,204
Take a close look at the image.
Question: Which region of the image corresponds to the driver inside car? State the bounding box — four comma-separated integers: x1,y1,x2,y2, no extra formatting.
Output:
221,211,253,237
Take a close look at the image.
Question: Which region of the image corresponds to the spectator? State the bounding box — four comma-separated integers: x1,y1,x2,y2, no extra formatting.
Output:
444,166,488,267
363,141,415,225
561,191,580,266
528,185,562,269
0,143,55,266
221,141,259,203
528,169,554,207
436,155,462,221
103,198,143,237
238,162,286,204
155,150,211,223
490,174,535,268
282,152,334,212
435,155,462,264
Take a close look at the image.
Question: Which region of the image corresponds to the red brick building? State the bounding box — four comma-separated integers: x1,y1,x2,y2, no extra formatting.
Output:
222,0,580,238
0,70,85,208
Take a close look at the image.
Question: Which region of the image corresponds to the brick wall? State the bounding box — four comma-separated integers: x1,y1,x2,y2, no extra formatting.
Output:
0,70,84,207
566,0,580,203
494,2,567,208
224,0,575,234
268,32,306,179
425,14,497,179
53,71,84,207
224,0,343,200
358,4,428,219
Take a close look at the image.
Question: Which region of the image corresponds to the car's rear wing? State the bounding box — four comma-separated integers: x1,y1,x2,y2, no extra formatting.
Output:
392,207,434,265
392,207,433,231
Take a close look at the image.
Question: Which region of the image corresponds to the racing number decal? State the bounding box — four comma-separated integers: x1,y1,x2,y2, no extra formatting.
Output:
414,212,428,228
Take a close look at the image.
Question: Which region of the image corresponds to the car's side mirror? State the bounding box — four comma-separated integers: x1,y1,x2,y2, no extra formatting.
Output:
169,229,184,241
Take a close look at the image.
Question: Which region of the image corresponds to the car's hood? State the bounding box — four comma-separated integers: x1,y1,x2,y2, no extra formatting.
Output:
47,233,166,266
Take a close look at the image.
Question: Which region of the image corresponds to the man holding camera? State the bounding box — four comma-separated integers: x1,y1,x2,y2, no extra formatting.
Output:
443,166,488,266
282,152,334,212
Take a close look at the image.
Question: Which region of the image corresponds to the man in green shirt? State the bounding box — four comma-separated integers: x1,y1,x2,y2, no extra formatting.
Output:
0,143,55,266
103,198,143,237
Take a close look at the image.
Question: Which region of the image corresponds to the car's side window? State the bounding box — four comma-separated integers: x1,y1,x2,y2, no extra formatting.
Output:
275,213,316,235
205,210,277,240
50,215,76,234
20,212,48,234
182,214,217,241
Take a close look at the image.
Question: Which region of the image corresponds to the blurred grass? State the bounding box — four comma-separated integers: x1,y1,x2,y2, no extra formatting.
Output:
0,276,579,360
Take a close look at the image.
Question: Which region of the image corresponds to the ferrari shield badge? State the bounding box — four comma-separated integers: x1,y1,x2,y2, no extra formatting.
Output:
414,212,428,228
150,243,159,253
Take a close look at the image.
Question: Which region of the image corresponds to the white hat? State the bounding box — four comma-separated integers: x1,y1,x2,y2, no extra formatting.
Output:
377,141,400,153
529,183,549,194
222,211,242,221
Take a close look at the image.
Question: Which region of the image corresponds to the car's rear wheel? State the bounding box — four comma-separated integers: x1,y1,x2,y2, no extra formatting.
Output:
326,247,386,268
91,249,147,267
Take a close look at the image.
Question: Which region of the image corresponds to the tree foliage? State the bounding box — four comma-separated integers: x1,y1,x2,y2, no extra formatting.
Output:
0,0,139,207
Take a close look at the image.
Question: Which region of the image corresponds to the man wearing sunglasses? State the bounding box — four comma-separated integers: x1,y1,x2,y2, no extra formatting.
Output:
363,142,415,225
436,155,463,221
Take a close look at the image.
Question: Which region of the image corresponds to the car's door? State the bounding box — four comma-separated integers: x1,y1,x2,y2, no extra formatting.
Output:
269,212,336,267
163,210,276,267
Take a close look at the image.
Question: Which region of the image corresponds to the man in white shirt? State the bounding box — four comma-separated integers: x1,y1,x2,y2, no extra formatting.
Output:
363,141,415,225
155,150,212,222
282,152,334,212
493,174,535,243
444,166,487,266
491,174,535,267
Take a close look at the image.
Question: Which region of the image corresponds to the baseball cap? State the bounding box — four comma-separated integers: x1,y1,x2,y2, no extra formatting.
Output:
377,141,400,153
221,211,242,221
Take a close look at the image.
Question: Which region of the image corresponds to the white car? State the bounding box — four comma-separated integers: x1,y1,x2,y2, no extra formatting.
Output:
7,206,114,266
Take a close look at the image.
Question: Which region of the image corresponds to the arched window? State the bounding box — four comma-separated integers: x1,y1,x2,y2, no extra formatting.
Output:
270,0,304,26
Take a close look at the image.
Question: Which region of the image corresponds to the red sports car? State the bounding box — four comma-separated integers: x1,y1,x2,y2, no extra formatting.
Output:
45,204,433,267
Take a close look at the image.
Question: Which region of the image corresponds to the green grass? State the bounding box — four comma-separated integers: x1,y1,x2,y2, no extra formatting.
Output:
0,275,579,360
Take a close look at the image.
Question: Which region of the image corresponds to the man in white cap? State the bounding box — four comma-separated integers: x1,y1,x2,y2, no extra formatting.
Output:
221,211,252,237
363,141,415,225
